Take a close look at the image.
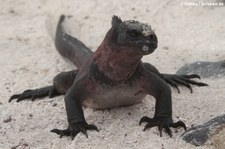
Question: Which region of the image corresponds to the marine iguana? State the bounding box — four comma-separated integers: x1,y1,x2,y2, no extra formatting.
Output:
9,15,208,139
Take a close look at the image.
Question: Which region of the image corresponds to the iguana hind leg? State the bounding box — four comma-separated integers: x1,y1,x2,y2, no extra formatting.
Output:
143,62,208,93
9,70,78,102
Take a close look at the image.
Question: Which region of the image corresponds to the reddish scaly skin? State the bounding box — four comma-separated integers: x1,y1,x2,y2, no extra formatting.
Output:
94,29,143,82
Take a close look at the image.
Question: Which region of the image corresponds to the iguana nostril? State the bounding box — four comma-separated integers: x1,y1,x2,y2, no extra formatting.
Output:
149,34,157,41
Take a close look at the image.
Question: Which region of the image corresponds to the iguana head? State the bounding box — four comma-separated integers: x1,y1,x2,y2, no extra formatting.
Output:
110,15,158,55
94,16,158,81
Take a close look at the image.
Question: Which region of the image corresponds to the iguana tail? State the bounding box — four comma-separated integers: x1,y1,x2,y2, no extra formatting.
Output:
55,15,93,69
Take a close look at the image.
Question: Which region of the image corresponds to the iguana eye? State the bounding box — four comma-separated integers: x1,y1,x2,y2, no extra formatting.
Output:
127,30,141,38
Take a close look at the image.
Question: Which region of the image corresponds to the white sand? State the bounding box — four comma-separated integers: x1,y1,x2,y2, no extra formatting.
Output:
0,0,225,148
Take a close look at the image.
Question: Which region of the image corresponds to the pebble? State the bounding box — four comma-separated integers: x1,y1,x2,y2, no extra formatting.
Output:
3,116,12,123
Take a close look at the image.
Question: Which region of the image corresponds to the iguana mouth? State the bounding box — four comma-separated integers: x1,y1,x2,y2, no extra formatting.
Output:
142,44,157,55
142,45,149,52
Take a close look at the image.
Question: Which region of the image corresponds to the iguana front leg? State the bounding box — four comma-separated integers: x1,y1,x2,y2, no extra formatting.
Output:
51,79,99,139
143,63,208,93
139,71,186,137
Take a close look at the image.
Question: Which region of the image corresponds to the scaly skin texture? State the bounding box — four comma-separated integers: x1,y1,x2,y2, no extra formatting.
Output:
9,15,208,139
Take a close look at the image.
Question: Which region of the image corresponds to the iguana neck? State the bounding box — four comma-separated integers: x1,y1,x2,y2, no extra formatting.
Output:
93,29,143,82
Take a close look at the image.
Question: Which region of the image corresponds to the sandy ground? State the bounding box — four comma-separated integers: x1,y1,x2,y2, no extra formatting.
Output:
0,0,225,149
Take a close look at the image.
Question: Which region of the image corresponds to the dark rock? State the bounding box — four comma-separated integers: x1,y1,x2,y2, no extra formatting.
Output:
176,61,225,78
181,114,225,146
